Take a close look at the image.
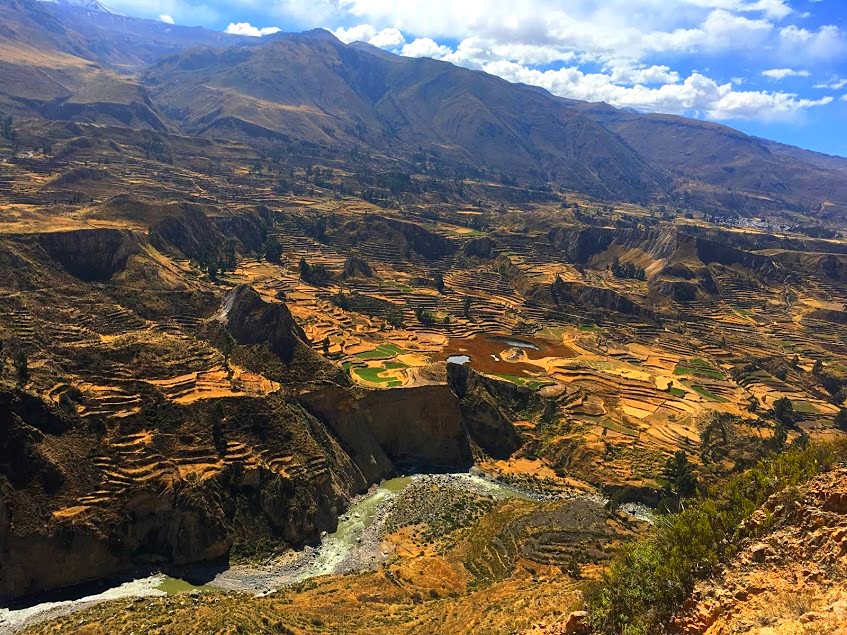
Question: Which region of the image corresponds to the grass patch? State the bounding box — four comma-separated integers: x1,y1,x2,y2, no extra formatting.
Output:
599,420,640,437
587,440,847,635
579,324,599,332
689,384,729,403
383,360,409,370
674,358,724,380
667,386,686,398
791,400,820,414
355,343,407,360
352,366,402,387
488,373,554,391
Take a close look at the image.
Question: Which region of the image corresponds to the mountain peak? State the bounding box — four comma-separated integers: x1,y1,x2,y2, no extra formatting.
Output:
43,0,123,15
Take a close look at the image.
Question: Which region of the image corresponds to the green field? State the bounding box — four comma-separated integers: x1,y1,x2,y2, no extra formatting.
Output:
688,383,729,403
353,366,402,387
674,358,724,380
599,420,640,437
355,343,407,360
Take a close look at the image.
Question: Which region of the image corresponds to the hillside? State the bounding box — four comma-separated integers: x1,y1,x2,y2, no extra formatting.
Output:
0,0,845,214
0,1,846,633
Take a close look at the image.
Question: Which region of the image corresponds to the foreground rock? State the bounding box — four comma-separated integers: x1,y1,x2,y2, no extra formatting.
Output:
673,468,847,634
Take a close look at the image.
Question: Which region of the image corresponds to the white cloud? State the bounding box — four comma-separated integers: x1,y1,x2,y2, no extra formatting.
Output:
479,60,833,121
332,24,405,49
681,0,792,20
815,78,847,90
779,24,847,60
224,22,281,37
761,68,810,80
158,14,174,24
646,10,773,54
401,38,453,59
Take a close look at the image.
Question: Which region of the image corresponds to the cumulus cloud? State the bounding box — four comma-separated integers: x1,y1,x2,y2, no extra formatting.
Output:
682,0,792,20
224,22,281,37
158,14,174,24
401,38,453,59
761,68,810,80
478,60,833,121
333,24,405,48
779,24,847,60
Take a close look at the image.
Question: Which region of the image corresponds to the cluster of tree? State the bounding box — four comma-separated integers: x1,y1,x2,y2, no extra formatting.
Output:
0,342,30,387
588,440,847,635
298,257,332,286
610,257,646,281
1,115,14,141
812,358,846,405
263,236,283,263
142,138,172,164
329,290,352,311
414,306,449,326
197,242,239,282
659,450,698,511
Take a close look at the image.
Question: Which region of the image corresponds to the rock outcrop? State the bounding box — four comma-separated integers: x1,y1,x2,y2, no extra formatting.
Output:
38,228,140,282
218,284,308,363
672,468,847,634
301,384,472,472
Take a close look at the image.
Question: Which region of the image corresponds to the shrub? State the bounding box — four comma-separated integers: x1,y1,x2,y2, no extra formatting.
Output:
587,440,846,634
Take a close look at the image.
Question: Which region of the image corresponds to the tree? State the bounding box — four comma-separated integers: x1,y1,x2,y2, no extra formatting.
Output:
463,296,472,319
663,450,698,498
223,239,237,271
298,257,310,280
434,273,445,294
1,115,13,141
700,412,734,465
812,359,823,375
264,236,283,263
13,350,29,388
771,421,788,450
790,354,799,368
207,261,218,282
835,408,847,432
773,396,794,426
322,337,330,356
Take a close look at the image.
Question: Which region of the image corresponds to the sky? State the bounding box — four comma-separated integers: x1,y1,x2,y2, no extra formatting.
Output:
106,0,847,157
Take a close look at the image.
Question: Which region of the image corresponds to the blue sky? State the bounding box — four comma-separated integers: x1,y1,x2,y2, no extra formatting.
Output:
111,0,846,156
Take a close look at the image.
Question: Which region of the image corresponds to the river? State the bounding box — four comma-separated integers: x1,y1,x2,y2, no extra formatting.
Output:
0,472,543,633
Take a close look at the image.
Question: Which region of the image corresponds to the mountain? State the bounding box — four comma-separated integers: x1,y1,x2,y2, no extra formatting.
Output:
1,0,846,215
144,31,666,202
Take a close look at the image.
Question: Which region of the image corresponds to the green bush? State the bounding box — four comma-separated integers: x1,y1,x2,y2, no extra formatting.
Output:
587,440,846,634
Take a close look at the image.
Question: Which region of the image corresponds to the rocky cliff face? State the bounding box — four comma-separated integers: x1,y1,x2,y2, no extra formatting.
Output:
149,202,226,262
547,225,782,280
0,391,365,602
218,284,308,363
301,384,472,471
302,365,525,472
447,364,524,460
38,228,140,281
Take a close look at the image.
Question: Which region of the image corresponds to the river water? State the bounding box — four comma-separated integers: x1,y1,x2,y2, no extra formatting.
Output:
0,473,533,633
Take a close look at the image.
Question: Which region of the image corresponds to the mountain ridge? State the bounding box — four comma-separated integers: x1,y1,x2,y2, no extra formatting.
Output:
0,0,846,217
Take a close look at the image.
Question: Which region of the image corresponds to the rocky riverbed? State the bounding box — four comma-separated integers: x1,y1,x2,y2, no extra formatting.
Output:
0,471,605,633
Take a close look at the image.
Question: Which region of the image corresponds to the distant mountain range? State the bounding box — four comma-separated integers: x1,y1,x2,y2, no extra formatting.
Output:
2,0,847,218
